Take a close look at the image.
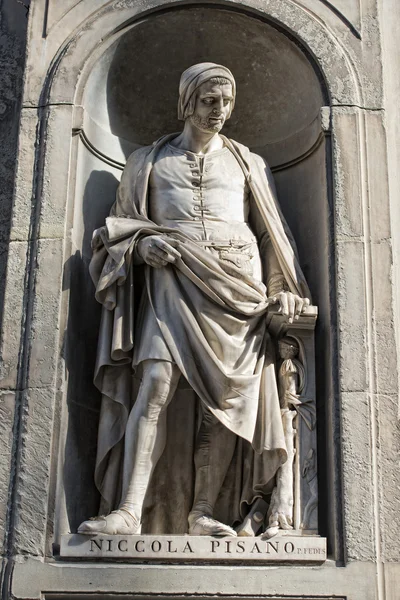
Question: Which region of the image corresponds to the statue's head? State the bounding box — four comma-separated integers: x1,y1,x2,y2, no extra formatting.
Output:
278,336,299,360
178,63,236,133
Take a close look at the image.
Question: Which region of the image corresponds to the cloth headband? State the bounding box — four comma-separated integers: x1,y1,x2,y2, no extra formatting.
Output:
177,62,236,121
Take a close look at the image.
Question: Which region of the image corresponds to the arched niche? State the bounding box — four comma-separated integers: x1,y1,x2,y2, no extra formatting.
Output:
61,4,333,547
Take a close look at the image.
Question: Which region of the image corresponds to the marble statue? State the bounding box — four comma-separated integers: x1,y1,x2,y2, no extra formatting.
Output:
78,63,312,537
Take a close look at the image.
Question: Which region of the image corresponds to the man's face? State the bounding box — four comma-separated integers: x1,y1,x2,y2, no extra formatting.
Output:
189,80,233,133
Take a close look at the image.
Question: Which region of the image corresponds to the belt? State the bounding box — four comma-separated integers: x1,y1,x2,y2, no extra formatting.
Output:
195,239,255,248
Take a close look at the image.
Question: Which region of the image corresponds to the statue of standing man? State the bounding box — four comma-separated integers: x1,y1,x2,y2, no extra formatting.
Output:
78,63,311,537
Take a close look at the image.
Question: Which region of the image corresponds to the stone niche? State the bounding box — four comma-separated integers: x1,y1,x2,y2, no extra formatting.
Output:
58,5,331,550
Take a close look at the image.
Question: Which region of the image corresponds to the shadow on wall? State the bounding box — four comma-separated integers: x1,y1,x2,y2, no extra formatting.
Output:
63,169,119,531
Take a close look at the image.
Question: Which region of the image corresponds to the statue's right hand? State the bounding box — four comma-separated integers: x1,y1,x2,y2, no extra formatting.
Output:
137,235,181,268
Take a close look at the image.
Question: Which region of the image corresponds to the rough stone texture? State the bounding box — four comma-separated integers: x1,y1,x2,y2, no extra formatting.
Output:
372,241,398,396
10,108,38,242
378,0,400,566
0,391,15,554
335,240,368,392
340,392,375,561
11,105,73,242
0,241,27,389
38,106,74,240
331,109,364,239
378,393,400,562
12,387,56,557
28,238,64,389
0,0,30,569
365,112,391,244
380,0,400,374
0,0,29,272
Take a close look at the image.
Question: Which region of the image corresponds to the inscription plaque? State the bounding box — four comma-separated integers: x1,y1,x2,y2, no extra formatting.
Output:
61,535,326,563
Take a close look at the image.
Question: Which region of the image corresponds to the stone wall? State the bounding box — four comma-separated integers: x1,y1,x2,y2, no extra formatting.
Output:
0,0,29,577
0,1,399,599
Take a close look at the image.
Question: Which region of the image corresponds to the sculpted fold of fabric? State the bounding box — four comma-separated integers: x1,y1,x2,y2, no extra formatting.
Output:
90,135,311,528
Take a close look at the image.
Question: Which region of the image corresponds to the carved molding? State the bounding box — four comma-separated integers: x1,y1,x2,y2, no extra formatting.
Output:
317,0,361,38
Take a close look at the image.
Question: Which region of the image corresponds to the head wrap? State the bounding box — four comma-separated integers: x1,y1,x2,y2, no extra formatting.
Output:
178,62,236,121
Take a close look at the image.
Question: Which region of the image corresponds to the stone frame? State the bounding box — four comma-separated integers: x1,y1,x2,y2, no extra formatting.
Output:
0,1,397,600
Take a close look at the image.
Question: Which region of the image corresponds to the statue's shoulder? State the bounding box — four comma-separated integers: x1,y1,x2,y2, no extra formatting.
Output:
226,137,269,171
121,145,154,182
124,134,176,174
125,145,153,167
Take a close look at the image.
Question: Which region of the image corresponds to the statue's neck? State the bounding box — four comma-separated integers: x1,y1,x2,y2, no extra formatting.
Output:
170,122,225,155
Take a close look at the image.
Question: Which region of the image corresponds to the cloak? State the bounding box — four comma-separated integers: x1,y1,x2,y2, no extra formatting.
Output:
89,134,311,531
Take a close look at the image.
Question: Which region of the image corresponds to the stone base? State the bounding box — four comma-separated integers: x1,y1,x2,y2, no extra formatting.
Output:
60,534,326,563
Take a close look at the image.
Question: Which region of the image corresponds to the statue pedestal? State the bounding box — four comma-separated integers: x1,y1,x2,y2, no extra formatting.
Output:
60,534,326,563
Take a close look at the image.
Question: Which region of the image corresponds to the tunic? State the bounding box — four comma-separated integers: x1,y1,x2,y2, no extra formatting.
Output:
133,143,272,366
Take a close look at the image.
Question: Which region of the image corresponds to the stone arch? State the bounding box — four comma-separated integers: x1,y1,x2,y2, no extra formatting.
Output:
38,0,361,108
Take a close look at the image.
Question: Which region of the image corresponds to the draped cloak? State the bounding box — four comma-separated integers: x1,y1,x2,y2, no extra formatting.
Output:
89,134,311,531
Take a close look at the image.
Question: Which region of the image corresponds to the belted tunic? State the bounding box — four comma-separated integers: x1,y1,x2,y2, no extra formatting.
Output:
134,142,276,366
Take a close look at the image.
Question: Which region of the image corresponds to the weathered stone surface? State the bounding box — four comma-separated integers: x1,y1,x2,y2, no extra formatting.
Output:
13,387,56,557
0,241,27,389
336,240,368,392
28,238,64,389
331,108,363,239
9,108,37,243
0,0,29,305
11,105,73,242
378,393,400,562
39,105,74,239
381,0,400,404
340,392,375,561
365,112,391,243
372,241,398,395
0,391,15,554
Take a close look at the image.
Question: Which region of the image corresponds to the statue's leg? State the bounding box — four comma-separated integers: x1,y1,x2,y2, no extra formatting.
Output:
120,359,181,517
188,409,237,536
78,359,180,535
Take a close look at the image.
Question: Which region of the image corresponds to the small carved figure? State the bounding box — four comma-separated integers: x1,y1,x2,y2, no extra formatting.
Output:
264,337,301,537
301,448,318,529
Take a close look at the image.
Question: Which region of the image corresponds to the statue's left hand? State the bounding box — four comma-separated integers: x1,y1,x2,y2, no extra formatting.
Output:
268,291,310,324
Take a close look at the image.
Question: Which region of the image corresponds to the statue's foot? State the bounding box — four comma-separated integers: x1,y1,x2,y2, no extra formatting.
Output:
261,512,293,539
262,525,280,539
188,511,237,537
78,509,140,535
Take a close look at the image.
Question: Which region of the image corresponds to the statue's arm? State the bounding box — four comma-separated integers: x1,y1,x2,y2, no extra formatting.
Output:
109,147,150,218
249,205,288,297
248,152,310,319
